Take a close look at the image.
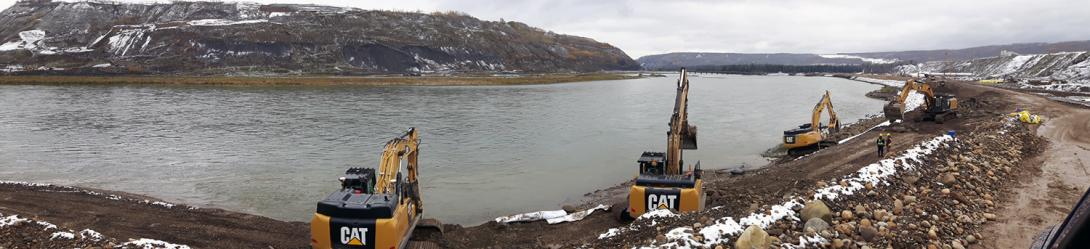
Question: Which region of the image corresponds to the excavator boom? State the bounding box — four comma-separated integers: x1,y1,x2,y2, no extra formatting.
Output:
666,68,697,175
374,128,419,195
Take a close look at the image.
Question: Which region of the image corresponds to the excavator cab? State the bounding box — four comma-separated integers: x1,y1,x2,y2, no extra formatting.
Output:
638,152,667,175
927,93,958,123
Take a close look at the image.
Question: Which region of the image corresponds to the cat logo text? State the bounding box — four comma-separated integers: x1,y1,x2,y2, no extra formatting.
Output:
647,194,678,210
339,227,368,246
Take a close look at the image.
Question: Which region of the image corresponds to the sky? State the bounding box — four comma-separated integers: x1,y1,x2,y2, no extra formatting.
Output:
2,0,1089,58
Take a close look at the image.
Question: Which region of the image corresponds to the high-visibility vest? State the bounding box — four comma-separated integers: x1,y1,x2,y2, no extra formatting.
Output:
877,137,886,146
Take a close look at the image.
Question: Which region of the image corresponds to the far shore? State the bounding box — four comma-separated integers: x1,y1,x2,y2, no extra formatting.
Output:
0,73,641,86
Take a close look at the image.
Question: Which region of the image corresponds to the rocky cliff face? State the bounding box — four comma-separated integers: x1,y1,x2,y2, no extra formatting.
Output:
0,0,639,75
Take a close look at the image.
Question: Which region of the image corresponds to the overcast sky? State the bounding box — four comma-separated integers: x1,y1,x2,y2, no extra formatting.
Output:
3,0,1088,58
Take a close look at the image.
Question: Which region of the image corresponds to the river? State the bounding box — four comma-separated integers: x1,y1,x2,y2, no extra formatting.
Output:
0,75,883,225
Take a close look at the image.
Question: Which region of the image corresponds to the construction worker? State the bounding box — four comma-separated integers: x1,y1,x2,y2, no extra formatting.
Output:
885,133,893,153
876,133,887,157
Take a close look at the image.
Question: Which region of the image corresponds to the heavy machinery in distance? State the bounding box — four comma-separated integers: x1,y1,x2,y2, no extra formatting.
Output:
621,68,705,220
883,77,958,123
783,90,840,156
310,128,441,249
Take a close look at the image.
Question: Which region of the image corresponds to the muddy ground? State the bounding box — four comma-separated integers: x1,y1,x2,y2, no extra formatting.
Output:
0,183,308,248
1,77,1087,249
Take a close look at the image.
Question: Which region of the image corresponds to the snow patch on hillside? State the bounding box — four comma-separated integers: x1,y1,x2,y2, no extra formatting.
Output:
818,54,898,64
187,19,268,26
0,30,94,55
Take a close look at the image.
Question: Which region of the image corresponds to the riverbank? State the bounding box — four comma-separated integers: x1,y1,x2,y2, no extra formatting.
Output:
0,73,639,86
0,181,308,248
2,77,1086,248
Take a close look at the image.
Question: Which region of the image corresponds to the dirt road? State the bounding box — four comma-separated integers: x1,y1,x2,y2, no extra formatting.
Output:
980,100,1090,248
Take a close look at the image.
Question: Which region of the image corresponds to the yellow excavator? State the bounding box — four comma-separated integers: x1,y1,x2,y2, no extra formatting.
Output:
311,128,441,249
883,78,958,123
621,68,705,220
783,90,840,156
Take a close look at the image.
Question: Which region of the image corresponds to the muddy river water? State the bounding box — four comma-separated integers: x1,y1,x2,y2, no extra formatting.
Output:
0,75,883,225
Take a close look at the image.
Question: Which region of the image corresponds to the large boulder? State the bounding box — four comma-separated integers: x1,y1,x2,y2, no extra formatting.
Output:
800,200,832,222
804,218,830,233
735,225,771,249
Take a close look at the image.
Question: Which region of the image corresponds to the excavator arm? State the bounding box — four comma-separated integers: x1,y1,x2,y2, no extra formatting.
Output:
666,68,697,175
885,79,937,121
373,128,420,208
810,90,839,133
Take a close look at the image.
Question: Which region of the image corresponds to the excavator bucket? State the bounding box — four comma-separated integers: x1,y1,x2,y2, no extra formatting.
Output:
883,101,903,122
681,125,697,149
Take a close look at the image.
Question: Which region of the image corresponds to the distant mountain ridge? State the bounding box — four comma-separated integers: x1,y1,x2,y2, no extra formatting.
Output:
638,40,1090,70
0,0,639,75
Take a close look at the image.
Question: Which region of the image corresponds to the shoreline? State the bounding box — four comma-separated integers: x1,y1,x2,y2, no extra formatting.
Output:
0,73,640,86
4,77,1089,248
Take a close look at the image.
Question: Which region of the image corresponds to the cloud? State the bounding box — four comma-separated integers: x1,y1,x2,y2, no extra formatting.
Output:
2,0,1088,58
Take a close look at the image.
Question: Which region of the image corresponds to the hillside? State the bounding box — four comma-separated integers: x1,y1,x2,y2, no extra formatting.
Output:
0,0,639,75
897,52,1090,92
847,40,1090,63
636,52,894,69
638,40,1090,70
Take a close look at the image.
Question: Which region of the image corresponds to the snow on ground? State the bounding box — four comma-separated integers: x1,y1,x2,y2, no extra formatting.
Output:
1052,56,1090,80
107,27,152,56
616,134,954,248
838,120,893,144
50,231,76,240
0,214,30,227
122,238,192,249
1,65,25,73
849,76,925,114
817,54,897,64
903,91,925,113
993,54,1036,77
80,229,105,241
1021,83,1090,93
3,211,188,248
0,30,95,55
814,135,953,200
639,209,680,220
18,30,46,47
269,12,291,18
494,204,609,224
0,41,21,51
850,76,904,87
187,19,269,26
